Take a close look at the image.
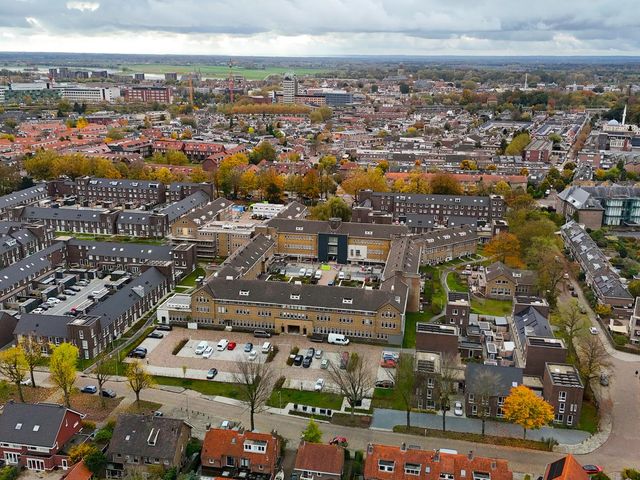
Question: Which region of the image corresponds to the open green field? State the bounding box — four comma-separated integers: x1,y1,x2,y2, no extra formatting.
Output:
121,64,328,80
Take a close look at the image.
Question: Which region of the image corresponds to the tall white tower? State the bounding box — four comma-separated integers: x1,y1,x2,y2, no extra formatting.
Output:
282,72,298,104
524,73,528,91
622,104,627,126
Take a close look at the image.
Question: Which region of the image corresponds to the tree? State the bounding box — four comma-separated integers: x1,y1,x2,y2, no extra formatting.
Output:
126,360,154,404
503,385,554,439
249,141,276,164
189,166,208,183
0,347,28,402
576,335,611,396
493,180,511,197
327,353,374,417
429,172,463,195
93,358,112,408
84,450,107,476
526,239,565,308
394,353,415,429
318,155,337,172
505,132,531,155
153,167,175,184
233,360,274,431
50,343,79,408
484,232,524,268
557,300,584,360
19,337,43,388
301,419,323,443
341,168,388,196
467,369,500,436
258,168,285,203
628,279,640,298
309,197,352,221
69,443,97,463
436,354,458,432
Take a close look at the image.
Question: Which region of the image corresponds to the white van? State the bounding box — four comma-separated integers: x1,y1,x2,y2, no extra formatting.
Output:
195,341,208,355
338,271,345,280
327,333,350,345
314,270,322,280
217,338,229,351
261,342,272,354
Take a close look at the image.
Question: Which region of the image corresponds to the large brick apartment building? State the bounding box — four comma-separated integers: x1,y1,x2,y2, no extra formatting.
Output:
75,177,166,207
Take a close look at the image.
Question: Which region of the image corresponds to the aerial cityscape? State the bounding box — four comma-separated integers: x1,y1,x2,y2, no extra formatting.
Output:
0,2,638,480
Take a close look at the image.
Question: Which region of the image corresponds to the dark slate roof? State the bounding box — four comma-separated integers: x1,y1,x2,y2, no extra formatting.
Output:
107,414,190,460
513,306,553,346
22,206,111,222
82,177,162,190
275,201,307,219
0,402,81,447
0,222,24,235
159,191,209,223
182,197,232,224
220,234,274,276
68,239,171,261
465,363,523,396
201,276,406,313
484,261,537,286
88,267,167,329
0,185,47,211
266,218,408,238
0,243,65,290
14,313,71,338
372,191,498,207
382,237,420,280
116,211,158,225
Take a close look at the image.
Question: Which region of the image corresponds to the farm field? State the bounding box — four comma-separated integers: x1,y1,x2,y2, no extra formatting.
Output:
121,64,328,79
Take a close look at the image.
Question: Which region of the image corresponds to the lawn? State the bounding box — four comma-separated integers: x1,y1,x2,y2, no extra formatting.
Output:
372,388,407,411
0,381,56,404
153,376,243,399
446,271,467,293
54,391,123,422
122,64,329,80
578,401,599,434
123,400,162,415
178,268,206,287
471,297,512,316
267,388,343,410
403,266,446,348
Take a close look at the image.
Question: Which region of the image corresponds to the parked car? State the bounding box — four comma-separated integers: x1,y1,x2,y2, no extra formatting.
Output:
203,346,214,358
32,308,44,314
57,294,67,301
248,350,258,361
253,329,271,338
453,401,464,416
582,465,603,475
600,373,609,386
217,339,229,351
321,358,330,369
227,341,237,350
589,327,598,335
244,342,254,353
305,347,315,358
153,411,163,417
380,359,397,368
293,355,304,366
70,286,82,292
329,436,348,447
80,385,97,394
375,380,394,389
147,332,164,339
314,349,323,359
20,378,32,386
207,368,218,380
314,378,325,391
101,389,116,398
47,297,61,304
156,324,172,331
195,341,209,355
299,267,306,277
302,356,312,368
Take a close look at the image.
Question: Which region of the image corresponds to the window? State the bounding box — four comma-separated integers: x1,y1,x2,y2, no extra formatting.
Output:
404,464,421,475
567,415,574,426
468,394,475,403
559,391,567,402
378,460,394,472
559,403,565,414
497,396,505,406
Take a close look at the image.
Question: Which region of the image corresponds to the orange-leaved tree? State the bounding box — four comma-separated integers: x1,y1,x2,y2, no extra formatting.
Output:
503,385,554,439
484,232,524,268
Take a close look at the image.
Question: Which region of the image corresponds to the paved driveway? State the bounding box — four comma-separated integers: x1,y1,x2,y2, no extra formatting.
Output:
371,408,590,444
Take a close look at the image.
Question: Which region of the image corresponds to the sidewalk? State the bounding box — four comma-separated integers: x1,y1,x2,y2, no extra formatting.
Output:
370,408,590,445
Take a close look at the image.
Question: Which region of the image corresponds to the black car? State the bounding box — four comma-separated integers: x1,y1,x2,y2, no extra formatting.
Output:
156,324,172,331
302,356,312,368
147,332,164,339
207,368,218,379
305,347,315,359
101,389,116,398
293,355,304,366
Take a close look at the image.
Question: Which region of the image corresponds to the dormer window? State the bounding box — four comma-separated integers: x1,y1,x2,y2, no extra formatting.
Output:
239,290,250,296
378,460,394,472
365,231,373,236
342,298,353,305
290,294,300,300
15,423,22,430
296,226,304,231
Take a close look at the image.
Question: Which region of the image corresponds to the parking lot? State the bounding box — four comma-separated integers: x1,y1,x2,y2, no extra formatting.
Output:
129,327,398,392
33,275,112,316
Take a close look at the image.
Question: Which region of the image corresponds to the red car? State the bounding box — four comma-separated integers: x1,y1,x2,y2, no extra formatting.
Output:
329,436,348,447
380,359,397,368
227,342,237,351
582,465,603,475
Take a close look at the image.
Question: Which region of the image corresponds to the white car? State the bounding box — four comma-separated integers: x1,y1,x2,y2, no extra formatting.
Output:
314,349,323,359
217,339,229,351
589,327,598,335
248,350,258,361
32,308,44,314
314,378,325,391
453,401,463,416
203,346,214,358
47,297,60,304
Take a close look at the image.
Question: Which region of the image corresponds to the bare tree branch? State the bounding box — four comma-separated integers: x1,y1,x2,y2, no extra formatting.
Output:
233,360,274,431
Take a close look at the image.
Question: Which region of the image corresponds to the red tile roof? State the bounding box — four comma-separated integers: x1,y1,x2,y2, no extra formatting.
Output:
363,444,512,480
201,428,280,475
64,461,92,480
294,442,344,475
543,455,589,480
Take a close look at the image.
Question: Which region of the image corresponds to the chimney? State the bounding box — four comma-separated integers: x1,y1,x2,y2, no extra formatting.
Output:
491,460,497,470
468,451,473,461
367,443,373,454
401,442,406,452
433,450,440,463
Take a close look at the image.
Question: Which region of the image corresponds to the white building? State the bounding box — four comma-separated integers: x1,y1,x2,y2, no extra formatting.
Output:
251,203,286,218
282,73,298,104
54,85,121,103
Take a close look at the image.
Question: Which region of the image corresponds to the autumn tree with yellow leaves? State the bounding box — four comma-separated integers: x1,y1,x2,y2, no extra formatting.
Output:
484,232,524,268
503,385,554,439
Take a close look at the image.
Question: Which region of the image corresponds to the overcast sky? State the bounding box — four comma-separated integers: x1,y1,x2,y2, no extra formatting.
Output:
1,0,639,57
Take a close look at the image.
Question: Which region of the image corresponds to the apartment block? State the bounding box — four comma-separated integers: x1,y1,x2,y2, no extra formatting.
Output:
75,177,166,207
542,363,584,428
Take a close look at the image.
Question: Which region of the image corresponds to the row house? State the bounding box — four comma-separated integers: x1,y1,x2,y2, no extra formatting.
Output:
15,206,119,235
0,184,49,220
412,227,477,265
14,265,171,360
293,442,344,480
0,402,85,472
183,141,226,162
166,182,215,203
75,177,166,207
116,211,168,238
